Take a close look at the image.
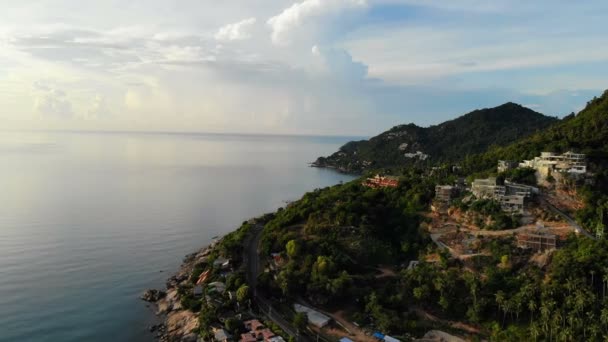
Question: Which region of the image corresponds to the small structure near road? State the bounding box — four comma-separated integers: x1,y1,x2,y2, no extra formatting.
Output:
373,332,401,342
294,304,331,328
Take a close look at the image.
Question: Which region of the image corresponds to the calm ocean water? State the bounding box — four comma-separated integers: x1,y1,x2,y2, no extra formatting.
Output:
0,131,356,342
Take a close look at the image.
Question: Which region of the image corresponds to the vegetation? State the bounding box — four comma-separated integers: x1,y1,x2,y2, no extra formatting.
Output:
259,170,437,304
454,198,520,231
314,102,558,173
463,90,608,235
257,90,608,340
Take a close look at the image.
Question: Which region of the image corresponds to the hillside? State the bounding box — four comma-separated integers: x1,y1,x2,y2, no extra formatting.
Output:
464,90,608,234
464,91,608,173
313,103,559,173
255,91,608,340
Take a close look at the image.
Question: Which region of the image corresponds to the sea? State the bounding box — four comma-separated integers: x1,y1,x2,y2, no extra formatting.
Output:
0,131,357,342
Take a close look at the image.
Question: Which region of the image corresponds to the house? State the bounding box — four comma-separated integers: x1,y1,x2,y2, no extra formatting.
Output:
240,333,257,342
363,175,400,188
500,195,525,214
504,181,538,197
520,151,587,176
259,329,276,341
208,281,227,294
498,160,518,173
213,257,231,269
294,304,331,328
244,319,265,332
471,178,505,199
193,285,203,297
472,178,532,214
214,328,232,342
267,337,286,342
435,185,455,204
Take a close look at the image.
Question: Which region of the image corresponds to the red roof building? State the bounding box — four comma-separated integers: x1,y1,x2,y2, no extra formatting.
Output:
363,175,399,188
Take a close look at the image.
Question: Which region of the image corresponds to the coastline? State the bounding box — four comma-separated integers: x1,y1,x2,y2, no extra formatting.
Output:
143,241,220,342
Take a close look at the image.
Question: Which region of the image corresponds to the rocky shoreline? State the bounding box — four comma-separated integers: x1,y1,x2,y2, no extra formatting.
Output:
141,241,220,342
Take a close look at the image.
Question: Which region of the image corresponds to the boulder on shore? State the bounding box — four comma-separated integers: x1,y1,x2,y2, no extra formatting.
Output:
140,289,166,302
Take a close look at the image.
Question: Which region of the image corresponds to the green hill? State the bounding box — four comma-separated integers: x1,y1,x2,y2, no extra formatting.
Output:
464,91,608,173
256,91,608,340
313,103,559,173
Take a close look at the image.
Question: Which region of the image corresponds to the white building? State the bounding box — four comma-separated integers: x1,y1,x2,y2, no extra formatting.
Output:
520,151,586,176
294,304,331,328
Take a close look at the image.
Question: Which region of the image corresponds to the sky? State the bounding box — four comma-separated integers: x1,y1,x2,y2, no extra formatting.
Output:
0,0,607,136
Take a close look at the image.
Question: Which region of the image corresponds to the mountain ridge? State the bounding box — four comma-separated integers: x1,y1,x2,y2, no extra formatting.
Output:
313,102,559,173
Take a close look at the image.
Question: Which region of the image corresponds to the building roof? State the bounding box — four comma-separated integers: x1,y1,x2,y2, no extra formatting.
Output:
240,333,257,342
196,269,211,285
208,281,226,293
214,328,230,341
267,337,286,342
244,319,264,332
384,336,400,342
340,338,355,342
260,329,275,340
293,304,331,328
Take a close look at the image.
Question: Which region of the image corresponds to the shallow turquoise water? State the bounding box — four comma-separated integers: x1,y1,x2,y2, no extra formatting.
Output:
0,131,356,342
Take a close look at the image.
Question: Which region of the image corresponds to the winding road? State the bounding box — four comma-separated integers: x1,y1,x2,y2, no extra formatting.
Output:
244,224,309,341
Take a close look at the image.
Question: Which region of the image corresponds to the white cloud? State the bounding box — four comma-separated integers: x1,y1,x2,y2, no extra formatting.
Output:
267,0,367,45
215,18,257,41
34,88,73,119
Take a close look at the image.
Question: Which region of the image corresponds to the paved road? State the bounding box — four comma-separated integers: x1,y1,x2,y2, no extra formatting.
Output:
541,198,596,240
244,224,309,341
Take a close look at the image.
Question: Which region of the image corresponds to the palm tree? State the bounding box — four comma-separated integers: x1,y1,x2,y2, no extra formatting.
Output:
602,269,608,299
600,308,608,334
529,322,541,342
528,299,537,324
495,291,507,326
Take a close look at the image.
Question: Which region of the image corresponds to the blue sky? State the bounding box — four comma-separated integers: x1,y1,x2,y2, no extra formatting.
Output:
0,0,606,135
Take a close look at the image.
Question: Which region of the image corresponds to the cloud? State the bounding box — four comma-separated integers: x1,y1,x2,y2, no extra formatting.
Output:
215,18,257,41
311,45,368,81
86,95,112,119
267,0,367,45
34,87,73,119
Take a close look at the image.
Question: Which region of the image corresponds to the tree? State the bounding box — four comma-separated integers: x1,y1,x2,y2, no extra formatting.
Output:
293,312,308,332
286,240,300,259
224,317,243,335
236,284,250,303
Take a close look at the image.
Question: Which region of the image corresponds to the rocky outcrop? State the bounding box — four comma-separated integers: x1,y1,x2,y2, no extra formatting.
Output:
144,244,215,341
141,289,166,302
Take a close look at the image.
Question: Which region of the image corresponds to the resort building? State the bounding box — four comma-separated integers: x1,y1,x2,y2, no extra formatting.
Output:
500,195,525,214
504,181,538,198
433,185,457,213
517,231,557,252
471,178,535,214
519,151,587,176
435,185,455,204
471,178,506,199
363,175,399,188
498,160,519,173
